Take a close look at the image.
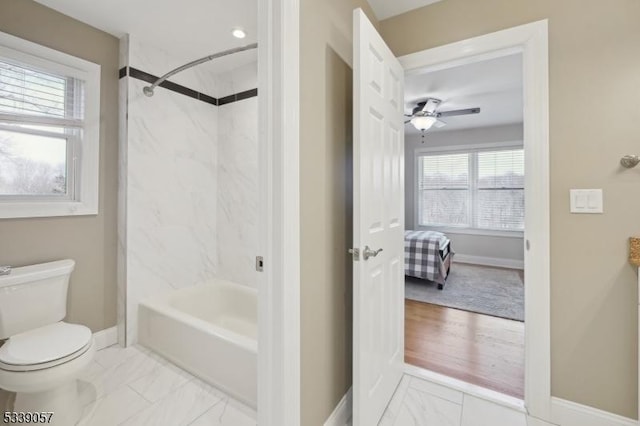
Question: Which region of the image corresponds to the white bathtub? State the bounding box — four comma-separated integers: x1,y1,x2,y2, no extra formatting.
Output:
138,279,257,408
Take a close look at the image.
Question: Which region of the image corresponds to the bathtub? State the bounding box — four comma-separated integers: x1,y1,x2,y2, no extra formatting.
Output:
138,279,257,408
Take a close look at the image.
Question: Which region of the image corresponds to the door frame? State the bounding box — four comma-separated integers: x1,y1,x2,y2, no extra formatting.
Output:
257,0,301,425
398,20,551,420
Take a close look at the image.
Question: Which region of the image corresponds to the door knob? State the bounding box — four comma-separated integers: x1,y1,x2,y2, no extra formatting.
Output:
363,246,383,260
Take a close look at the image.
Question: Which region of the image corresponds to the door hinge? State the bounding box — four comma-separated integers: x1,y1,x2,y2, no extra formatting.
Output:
348,248,360,261
256,256,264,272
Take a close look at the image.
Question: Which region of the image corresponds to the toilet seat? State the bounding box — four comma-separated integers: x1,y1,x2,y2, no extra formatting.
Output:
0,322,92,372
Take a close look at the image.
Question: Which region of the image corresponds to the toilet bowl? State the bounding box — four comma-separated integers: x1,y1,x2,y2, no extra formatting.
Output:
0,260,95,425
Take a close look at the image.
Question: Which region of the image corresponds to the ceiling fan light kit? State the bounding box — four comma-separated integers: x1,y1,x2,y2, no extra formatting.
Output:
404,97,481,142
410,115,437,131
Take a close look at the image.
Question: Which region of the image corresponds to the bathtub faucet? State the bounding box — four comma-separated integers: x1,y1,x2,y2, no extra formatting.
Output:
0,266,11,276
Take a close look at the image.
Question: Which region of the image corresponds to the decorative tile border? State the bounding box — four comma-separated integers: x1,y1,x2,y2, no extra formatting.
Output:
218,88,259,106
118,66,257,106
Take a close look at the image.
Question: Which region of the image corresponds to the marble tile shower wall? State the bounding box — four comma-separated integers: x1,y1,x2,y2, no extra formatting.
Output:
128,36,220,95
216,63,259,288
121,37,220,345
217,61,257,97
119,36,259,345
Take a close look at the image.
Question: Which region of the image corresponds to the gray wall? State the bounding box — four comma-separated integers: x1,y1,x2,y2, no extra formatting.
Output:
0,0,119,332
382,0,640,418
405,124,524,263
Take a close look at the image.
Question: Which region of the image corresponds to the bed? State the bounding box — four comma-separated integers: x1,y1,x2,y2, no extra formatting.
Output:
404,230,453,290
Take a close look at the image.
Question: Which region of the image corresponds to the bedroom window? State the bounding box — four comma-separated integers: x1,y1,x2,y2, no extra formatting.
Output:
417,147,524,233
0,31,100,219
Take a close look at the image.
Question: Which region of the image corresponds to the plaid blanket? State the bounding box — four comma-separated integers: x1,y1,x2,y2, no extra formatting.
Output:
404,230,452,284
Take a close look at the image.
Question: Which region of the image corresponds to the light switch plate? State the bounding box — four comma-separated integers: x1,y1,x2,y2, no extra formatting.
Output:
570,189,603,214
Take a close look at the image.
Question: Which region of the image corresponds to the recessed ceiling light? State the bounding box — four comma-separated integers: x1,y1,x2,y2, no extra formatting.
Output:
232,28,246,39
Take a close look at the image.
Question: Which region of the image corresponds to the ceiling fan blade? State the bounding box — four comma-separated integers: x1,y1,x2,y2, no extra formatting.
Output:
437,107,480,118
421,98,441,114
434,119,447,128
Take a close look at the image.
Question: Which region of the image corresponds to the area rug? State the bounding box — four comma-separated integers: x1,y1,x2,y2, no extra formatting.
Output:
405,263,524,321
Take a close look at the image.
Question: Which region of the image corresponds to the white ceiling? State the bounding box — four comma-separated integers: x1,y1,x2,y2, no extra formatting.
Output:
367,0,443,20
404,53,523,135
34,0,257,73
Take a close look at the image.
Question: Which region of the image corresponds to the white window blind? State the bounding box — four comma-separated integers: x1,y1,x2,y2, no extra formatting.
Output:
0,59,85,198
418,153,470,227
477,149,524,230
417,147,524,232
0,60,84,122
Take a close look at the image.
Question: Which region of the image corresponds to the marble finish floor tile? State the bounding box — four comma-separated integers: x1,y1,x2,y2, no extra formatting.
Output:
79,360,106,381
128,351,194,402
86,347,166,399
78,384,150,426
93,344,143,369
393,387,462,426
121,378,225,426
72,344,256,426
408,376,464,405
379,374,530,426
189,397,257,426
460,394,526,426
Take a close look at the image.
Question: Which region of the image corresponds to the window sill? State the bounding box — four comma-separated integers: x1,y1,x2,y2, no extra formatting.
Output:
0,200,98,219
415,224,524,239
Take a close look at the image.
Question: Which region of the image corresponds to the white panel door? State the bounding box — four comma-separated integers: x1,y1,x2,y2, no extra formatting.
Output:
352,8,405,426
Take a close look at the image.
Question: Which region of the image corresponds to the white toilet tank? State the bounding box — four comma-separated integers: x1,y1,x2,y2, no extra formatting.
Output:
0,259,75,339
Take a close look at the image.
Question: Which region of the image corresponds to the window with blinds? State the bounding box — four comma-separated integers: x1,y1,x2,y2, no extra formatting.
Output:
0,59,84,198
477,149,524,230
417,147,524,232
0,32,100,219
418,153,471,227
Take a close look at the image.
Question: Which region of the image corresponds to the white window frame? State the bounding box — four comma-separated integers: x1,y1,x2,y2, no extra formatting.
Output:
0,31,100,219
414,141,524,238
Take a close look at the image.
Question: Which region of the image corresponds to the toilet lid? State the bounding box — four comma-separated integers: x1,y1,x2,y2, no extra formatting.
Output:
0,322,92,367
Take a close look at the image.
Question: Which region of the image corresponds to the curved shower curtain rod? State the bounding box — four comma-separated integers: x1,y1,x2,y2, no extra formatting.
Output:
142,43,258,97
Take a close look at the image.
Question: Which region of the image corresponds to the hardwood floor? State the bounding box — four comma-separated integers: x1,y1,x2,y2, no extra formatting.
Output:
405,299,525,399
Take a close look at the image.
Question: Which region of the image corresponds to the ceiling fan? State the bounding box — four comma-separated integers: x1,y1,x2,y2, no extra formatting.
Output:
405,98,481,140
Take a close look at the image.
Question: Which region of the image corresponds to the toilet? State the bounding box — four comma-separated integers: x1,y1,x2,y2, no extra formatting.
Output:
0,260,95,425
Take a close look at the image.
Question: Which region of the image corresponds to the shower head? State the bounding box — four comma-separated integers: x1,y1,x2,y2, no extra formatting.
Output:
143,86,155,97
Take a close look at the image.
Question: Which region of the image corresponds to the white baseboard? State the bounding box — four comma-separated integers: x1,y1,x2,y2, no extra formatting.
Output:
551,397,637,426
324,387,352,426
454,254,524,270
93,326,118,351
